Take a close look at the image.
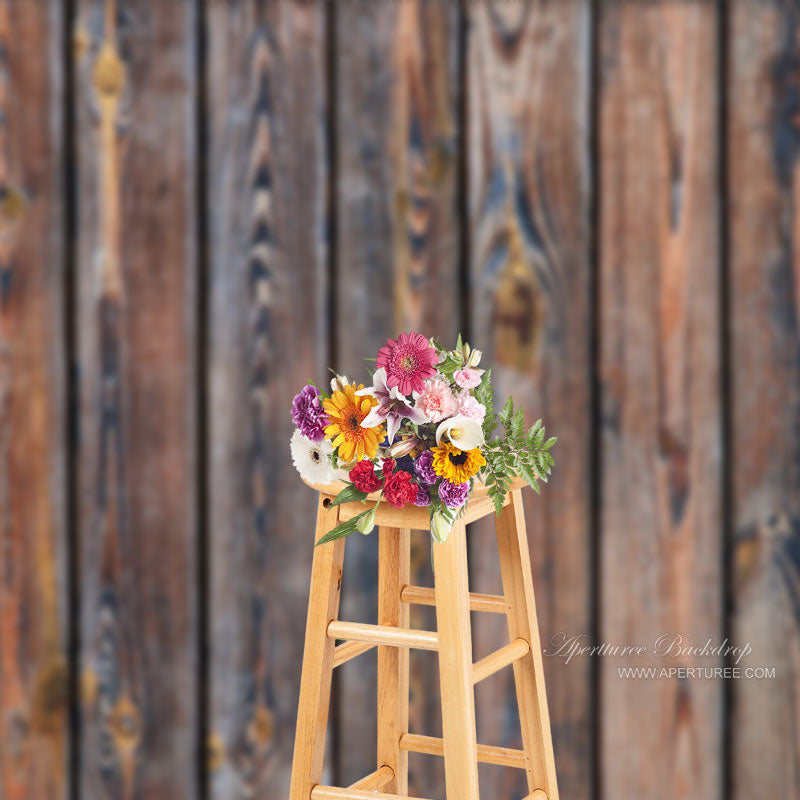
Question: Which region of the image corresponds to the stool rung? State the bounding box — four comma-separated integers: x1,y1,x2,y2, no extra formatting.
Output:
311,787,432,800
327,620,438,651
399,733,527,769
524,791,548,800
348,765,394,790
332,640,376,668
400,584,507,614
472,637,530,684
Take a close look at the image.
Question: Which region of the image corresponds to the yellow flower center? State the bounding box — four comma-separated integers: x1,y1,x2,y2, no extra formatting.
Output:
431,442,486,484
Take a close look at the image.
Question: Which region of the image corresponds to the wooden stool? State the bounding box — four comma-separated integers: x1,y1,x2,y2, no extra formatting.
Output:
289,478,559,800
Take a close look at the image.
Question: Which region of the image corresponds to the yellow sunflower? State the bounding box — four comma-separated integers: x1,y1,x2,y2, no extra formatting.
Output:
431,442,486,484
323,383,384,462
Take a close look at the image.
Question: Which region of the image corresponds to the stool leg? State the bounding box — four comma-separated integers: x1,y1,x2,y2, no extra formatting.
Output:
289,497,346,800
495,489,559,800
433,519,480,800
377,526,411,793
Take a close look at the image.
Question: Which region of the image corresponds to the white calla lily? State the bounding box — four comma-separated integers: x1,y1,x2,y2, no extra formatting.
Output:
435,415,485,451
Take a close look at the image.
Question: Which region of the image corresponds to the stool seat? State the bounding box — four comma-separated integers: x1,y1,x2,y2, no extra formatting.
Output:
301,475,528,529
289,482,560,800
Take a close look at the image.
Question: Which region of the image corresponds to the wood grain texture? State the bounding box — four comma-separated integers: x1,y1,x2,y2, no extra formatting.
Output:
74,1,198,797
289,499,346,800
432,520,480,800
399,733,527,769
728,2,800,797
205,3,329,797
598,3,722,798
466,3,592,798
496,490,558,799
0,2,67,798
377,527,410,795
334,4,460,793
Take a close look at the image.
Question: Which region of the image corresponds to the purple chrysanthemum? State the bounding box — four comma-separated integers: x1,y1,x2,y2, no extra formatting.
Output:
438,479,470,509
414,484,432,507
414,450,437,485
291,384,329,442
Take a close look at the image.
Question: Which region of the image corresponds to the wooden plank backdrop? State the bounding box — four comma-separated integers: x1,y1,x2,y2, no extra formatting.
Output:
0,1,798,800
74,1,198,797
205,2,328,797
597,2,723,798
466,4,592,799
333,3,459,795
728,2,800,798
0,2,68,798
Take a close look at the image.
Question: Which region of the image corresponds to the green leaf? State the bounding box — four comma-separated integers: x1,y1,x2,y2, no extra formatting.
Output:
519,461,537,488
330,484,369,507
490,486,505,516
315,516,360,546
511,407,525,439
544,436,557,450
500,397,514,426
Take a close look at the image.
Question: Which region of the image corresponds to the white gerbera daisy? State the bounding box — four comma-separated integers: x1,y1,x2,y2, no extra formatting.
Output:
290,429,336,485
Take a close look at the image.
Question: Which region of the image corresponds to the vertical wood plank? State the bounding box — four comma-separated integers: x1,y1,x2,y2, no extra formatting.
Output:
598,4,722,798
289,499,346,800
467,4,592,798
433,520,480,800
205,3,329,796
74,1,198,796
0,2,68,798
377,527,411,795
335,5,460,793
728,3,800,797
495,490,558,799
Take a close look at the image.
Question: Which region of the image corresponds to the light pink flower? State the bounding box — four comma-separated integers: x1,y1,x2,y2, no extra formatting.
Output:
454,367,483,389
415,377,458,423
457,392,486,423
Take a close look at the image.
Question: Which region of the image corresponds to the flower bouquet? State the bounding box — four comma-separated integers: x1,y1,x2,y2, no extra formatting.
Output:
290,331,555,545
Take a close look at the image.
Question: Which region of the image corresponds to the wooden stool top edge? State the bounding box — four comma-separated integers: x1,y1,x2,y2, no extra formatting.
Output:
306,475,527,531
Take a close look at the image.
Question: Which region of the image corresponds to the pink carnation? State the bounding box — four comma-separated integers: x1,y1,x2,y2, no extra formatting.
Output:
454,367,482,389
457,392,486,423
416,377,458,423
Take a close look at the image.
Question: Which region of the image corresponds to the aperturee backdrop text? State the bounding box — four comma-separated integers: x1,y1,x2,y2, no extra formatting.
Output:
289,332,556,544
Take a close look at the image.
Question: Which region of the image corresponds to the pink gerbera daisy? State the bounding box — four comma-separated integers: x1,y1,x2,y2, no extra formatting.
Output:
376,331,438,395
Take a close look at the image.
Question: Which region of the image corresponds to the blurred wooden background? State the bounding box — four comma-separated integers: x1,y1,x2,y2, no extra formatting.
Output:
1,0,799,799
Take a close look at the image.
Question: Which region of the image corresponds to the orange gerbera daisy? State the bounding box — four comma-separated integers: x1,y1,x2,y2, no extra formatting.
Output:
323,383,384,462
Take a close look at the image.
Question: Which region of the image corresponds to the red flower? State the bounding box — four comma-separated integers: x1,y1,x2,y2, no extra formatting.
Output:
381,458,396,478
383,470,418,509
349,459,383,493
